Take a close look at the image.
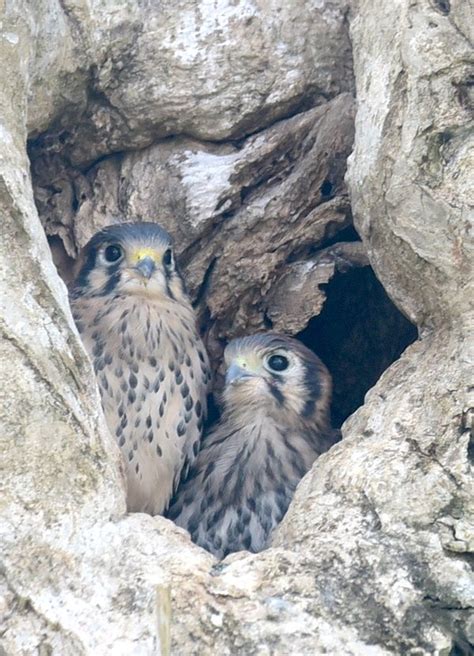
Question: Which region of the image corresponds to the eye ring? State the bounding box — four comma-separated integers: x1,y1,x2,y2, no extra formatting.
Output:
103,244,123,263
267,353,290,372
163,248,173,268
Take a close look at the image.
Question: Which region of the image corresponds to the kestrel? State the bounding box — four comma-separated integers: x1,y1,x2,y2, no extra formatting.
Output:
70,222,211,515
167,333,338,558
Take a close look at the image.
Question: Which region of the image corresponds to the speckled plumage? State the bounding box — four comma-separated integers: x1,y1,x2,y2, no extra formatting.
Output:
70,222,210,515
167,333,338,558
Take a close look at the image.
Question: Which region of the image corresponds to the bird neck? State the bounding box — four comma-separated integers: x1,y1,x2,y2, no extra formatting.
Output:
225,394,311,432
223,397,334,455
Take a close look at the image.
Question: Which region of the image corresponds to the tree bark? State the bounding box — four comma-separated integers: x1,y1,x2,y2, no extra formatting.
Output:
1,1,472,654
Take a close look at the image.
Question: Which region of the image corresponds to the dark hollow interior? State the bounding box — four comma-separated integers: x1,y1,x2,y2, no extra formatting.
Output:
298,266,418,428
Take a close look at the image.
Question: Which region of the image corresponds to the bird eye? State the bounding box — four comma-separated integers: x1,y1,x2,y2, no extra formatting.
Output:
104,244,123,263
267,354,289,372
163,248,173,268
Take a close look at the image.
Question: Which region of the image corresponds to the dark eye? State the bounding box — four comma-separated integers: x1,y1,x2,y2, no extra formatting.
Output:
267,354,289,372
163,248,173,268
104,244,123,263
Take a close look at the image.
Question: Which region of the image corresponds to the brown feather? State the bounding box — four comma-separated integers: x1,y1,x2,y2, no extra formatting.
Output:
70,222,210,515
168,332,338,557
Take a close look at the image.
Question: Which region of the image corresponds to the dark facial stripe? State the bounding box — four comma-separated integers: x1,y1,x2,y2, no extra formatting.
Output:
268,381,285,406
72,250,123,298
72,248,98,296
164,273,178,301
174,259,187,294
301,360,321,418
99,262,122,297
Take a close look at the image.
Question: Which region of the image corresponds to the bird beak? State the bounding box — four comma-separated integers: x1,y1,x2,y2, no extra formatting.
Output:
135,256,156,279
225,362,256,386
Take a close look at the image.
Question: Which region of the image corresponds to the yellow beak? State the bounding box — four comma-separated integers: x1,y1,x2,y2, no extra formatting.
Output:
130,248,160,265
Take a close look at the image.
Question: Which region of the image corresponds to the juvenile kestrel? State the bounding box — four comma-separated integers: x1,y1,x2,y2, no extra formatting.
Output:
167,333,338,558
70,222,211,515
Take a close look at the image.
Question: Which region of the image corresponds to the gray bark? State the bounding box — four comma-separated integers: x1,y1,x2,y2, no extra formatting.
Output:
1,0,472,654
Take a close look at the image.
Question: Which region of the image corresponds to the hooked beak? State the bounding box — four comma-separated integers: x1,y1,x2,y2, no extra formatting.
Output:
225,362,257,386
135,256,156,280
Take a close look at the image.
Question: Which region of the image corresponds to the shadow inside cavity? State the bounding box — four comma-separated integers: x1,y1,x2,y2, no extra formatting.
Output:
298,266,418,428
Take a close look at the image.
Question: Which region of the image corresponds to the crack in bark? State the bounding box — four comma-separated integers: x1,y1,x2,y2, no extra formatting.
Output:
405,438,463,489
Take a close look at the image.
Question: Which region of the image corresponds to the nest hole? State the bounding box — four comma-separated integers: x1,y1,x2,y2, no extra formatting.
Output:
298,266,418,427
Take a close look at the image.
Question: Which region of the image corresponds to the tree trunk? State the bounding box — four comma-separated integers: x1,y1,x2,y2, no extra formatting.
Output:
1,1,472,654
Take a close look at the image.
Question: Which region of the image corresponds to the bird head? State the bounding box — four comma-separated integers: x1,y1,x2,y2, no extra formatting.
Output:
72,222,186,302
223,333,332,426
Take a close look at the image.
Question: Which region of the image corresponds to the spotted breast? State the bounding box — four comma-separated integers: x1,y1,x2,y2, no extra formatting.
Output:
70,222,211,515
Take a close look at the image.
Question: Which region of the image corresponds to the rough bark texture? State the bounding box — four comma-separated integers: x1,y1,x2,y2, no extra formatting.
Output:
1,1,473,655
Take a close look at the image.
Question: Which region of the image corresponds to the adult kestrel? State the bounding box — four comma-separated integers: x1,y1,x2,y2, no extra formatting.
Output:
70,222,210,515
167,333,338,558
